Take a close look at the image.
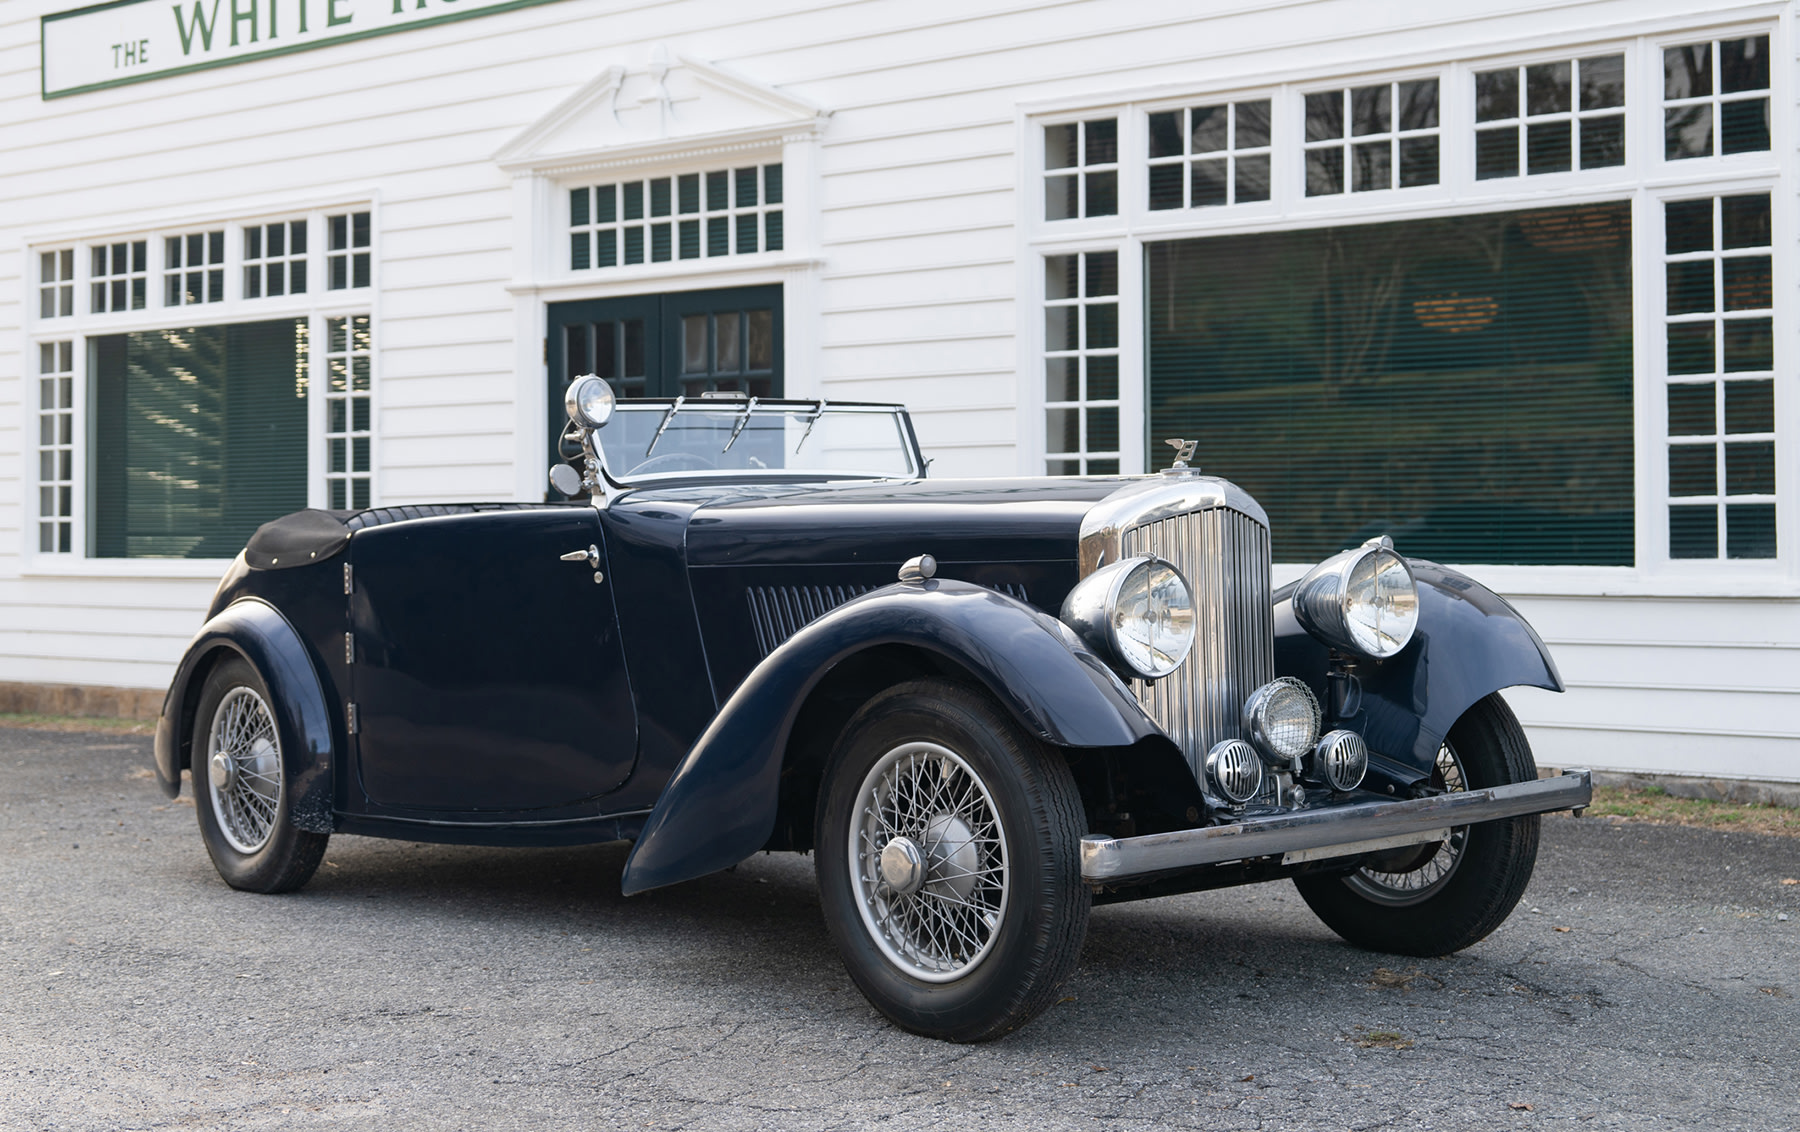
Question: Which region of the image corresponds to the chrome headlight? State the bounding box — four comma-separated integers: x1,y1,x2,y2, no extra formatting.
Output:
1292,536,1419,659
1060,556,1195,680
564,374,616,429
1242,676,1321,763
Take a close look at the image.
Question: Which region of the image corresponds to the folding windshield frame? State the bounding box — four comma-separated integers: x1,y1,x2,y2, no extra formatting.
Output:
591,398,927,486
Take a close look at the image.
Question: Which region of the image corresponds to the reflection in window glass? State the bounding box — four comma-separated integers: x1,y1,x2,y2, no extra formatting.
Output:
1664,36,1770,159
1148,203,1635,564
1043,250,1121,475
1304,80,1439,195
1474,55,1624,179
1147,100,1272,210
1044,119,1118,220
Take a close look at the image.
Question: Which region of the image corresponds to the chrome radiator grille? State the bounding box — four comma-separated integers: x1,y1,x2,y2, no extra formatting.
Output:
1120,507,1274,778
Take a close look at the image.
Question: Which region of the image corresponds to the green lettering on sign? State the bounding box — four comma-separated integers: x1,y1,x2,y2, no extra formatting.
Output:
171,0,222,54
46,0,571,98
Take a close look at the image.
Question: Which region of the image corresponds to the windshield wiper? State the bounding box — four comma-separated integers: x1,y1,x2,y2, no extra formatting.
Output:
793,400,828,453
721,396,759,453
644,395,685,457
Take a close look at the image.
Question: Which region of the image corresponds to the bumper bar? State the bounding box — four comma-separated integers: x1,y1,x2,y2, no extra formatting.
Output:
1080,769,1592,884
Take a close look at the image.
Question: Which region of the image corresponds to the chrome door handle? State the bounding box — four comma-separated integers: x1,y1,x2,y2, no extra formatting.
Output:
560,545,600,568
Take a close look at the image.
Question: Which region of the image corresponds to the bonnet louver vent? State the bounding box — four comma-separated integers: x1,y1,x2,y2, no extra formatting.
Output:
747,582,1031,657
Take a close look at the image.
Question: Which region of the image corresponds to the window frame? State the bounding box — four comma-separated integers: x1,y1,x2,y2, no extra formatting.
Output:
21,198,380,574
1018,20,1792,595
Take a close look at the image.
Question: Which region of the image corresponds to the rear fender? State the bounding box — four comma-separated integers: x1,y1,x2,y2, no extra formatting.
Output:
620,579,1165,895
153,598,336,833
1274,560,1562,784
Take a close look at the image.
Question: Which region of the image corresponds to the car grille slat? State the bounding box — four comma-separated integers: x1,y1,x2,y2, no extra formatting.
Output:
746,582,1030,657
1121,508,1272,779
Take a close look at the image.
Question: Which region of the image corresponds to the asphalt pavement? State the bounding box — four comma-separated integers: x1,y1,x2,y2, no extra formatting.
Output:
2,726,1797,1131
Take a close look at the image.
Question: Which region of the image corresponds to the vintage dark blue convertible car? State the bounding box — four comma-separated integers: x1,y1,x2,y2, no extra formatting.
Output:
155,379,1590,1041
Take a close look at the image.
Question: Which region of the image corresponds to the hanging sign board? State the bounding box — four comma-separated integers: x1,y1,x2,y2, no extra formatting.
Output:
42,0,566,98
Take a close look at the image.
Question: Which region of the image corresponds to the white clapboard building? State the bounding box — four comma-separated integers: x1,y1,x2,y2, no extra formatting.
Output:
3,0,1796,782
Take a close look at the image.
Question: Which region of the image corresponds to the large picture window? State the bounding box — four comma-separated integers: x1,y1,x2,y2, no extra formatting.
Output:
88,321,309,559
1147,202,1636,565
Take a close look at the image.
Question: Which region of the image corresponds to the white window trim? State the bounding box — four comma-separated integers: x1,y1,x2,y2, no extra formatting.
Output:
19,195,380,574
1015,14,1795,598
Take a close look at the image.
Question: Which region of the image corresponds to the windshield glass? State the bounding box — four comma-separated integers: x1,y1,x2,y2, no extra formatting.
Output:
593,400,920,482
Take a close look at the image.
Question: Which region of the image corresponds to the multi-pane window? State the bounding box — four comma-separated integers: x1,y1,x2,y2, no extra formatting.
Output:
1044,119,1119,220
39,250,74,319
1664,35,1771,159
1044,251,1120,475
244,220,308,298
1148,101,1271,209
1475,56,1625,178
1305,80,1440,195
38,341,75,554
325,315,373,511
680,309,776,397
328,211,371,290
90,240,147,312
1665,193,1775,559
570,164,783,270
164,231,225,306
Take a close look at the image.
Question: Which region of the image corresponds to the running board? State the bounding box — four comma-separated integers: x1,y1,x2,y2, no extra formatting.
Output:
1080,770,1592,884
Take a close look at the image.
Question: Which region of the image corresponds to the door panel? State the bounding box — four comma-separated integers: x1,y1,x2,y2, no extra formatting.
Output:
547,285,783,467
348,508,637,813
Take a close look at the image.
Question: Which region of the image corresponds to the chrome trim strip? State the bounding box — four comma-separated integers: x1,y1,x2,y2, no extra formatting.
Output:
1079,770,1593,883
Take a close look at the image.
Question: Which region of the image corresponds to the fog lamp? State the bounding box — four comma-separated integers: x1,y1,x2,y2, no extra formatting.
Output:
1242,677,1321,764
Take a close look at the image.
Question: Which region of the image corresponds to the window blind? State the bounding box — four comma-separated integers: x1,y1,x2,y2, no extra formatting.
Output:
90,320,307,558
1147,201,1635,565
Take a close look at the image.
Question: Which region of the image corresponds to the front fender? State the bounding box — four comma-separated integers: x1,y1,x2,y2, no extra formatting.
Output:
620,579,1163,895
153,598,336,833
1274,560,1562,781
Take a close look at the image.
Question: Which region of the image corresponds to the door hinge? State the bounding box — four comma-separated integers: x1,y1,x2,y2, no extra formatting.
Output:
343,563,354,595
344,632,355,664
543,336,549,364
346,702,360,735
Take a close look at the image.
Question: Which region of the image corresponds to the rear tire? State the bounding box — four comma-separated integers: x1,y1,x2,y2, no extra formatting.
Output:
1294,693,1539,956
815,679,1089,1042
193,657,328,894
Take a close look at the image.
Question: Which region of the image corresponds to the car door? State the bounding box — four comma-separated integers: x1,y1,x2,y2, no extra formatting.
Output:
347,507,638,813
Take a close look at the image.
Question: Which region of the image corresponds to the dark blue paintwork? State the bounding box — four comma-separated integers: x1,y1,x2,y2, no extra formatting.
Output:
153,597,336,833
1273,559,1564,778
157,466,1566,890
346,508,638,813
619,578,1166,895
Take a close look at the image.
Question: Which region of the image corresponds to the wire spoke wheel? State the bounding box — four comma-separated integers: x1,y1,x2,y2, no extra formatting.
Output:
205,686,284,855
1344,741,1470,907
850,741,1010,983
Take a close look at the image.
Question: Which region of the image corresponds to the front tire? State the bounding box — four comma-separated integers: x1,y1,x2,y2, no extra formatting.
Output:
1294,693,1540,956
815,679,1089,1042
193,657,328,893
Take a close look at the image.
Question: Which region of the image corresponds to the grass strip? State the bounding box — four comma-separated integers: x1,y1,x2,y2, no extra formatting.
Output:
0,712,154,735
1570,784,1799,837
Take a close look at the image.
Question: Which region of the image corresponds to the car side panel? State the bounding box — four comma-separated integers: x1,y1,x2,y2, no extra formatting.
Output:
1273,560,1563,780
619,579,1166,895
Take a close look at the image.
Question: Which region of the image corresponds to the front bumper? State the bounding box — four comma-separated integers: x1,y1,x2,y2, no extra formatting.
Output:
1080,769,1592,884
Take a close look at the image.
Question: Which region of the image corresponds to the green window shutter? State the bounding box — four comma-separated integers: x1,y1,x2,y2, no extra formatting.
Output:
90,320,308,558
1147,202,1635,566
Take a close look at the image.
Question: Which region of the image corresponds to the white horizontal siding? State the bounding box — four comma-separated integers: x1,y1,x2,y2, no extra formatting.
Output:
0,0,1794,801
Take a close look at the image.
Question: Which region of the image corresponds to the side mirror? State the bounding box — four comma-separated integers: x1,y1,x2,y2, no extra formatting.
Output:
547,463,582,496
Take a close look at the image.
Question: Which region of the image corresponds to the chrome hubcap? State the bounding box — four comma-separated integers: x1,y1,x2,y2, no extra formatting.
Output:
879,836,925,895
206,687,283,855
850,741,1009,983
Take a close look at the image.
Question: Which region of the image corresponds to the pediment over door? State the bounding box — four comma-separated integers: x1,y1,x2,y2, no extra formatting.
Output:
495,48,829,174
